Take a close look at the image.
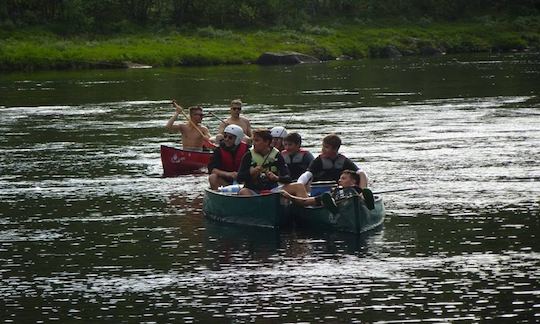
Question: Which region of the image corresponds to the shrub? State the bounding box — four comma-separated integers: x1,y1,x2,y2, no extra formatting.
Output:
196,26,242,41
418,17,433,28
513,16,540,32
300,24,335,36
492,34,527,51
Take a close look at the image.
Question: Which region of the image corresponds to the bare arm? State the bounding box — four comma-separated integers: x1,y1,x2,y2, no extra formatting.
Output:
166,100,183,132
244,118,252,138
200,125,212,138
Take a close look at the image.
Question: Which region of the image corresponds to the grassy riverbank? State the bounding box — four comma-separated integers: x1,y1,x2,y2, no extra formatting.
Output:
1,17,539,71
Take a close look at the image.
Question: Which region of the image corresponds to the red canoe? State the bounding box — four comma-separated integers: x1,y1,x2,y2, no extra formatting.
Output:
160,145,213,176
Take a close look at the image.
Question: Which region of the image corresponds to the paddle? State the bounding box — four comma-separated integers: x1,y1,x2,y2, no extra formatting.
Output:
359,187,417,210
172,100,216,149
372,188,416,194
208,111,229,126
361,188,375,210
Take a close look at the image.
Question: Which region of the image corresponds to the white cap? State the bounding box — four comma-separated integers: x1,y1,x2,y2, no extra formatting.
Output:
270,126,287,138
224,124,244,145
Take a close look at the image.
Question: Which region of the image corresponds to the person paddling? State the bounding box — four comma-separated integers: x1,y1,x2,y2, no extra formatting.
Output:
208,125,249,190
166,100,214,150
215,99,252,144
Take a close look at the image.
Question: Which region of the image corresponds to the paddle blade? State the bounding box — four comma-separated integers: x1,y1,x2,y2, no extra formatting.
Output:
321,192,339,214
362,188,375,210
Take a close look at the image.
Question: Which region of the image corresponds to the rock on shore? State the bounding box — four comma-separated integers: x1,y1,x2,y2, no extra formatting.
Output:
256,52,320,65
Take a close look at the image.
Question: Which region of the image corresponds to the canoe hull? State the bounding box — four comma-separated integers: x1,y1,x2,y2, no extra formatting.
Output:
293,195,385,234
203,189,292,229
160,145,213,176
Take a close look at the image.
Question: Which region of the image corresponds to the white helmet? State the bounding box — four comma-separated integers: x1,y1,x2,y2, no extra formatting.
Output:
224,124,244,146
270,126,287,138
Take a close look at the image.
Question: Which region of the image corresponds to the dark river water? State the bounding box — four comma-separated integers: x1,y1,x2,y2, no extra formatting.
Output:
1,52,539,322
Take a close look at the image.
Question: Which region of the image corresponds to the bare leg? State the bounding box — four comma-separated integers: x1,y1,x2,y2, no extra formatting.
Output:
281,186,316,206
238,188,254,196
209,174,230,190
282,182,309,198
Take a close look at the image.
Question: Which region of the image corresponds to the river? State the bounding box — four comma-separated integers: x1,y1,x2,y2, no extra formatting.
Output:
1,52,539,322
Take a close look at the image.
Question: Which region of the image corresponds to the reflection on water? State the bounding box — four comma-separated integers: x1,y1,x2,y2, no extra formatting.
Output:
1,52,539,322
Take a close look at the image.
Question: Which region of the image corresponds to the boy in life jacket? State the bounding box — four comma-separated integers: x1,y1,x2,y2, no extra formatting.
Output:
297,134,368,188
283,170,375,211
237,129,307,197
281,132,315,181
270,126,287,152
208,125,249,190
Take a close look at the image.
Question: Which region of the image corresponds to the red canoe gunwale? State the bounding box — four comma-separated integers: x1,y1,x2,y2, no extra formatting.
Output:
160,145,213,176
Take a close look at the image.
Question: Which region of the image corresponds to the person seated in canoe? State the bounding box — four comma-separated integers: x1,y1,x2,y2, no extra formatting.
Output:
297,134,368,189
208,125,249,190
214,99,252,144
270,126,287,151
283,170,375,211
281,132,315,181
236,129,308,197
166,100,215,150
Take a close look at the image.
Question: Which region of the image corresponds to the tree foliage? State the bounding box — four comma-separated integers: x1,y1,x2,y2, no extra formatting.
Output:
0,0,538,33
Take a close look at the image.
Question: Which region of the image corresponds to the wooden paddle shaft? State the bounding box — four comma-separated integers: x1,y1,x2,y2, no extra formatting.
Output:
173,101,208,138
209,111,228,126
372,188,415,194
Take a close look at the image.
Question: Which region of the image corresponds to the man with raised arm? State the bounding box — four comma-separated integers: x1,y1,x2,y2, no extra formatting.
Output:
166,100,214,150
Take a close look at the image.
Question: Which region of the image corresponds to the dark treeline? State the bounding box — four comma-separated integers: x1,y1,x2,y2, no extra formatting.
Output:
1,0,539,33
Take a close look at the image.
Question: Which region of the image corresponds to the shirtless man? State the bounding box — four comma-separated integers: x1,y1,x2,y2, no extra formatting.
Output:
215,99,252,144
166,100,213,150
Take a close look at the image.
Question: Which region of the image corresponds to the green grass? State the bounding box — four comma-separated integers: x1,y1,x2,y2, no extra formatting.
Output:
1,18,539,71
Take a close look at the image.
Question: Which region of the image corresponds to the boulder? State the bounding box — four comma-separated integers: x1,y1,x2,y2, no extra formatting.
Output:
379,46,402,58
420,46,445,56
256,52,320,65
336,55,353,61
122,61,153,69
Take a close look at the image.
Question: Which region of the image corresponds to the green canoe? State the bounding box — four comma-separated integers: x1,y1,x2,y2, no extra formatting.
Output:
292,194,385,234
203,188,292,229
